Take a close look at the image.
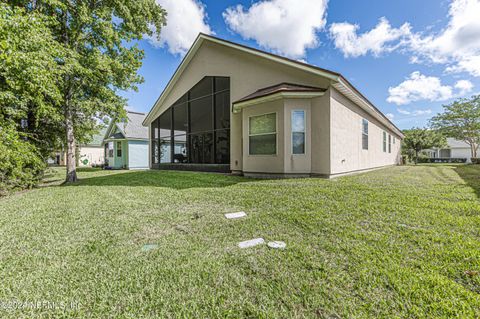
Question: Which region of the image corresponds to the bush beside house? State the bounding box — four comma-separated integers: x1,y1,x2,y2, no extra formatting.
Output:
0,124,45,196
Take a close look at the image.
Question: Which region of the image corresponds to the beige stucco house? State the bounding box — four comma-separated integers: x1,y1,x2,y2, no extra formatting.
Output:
143,34,403,178
49,128,107,167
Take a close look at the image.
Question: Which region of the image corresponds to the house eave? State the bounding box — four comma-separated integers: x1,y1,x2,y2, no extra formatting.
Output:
142,33,403,139
232,91,326,113
104,137,149,142
333,78,404,139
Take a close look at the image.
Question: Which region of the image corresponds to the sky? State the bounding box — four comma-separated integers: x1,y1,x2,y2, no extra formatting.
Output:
119,0,480,130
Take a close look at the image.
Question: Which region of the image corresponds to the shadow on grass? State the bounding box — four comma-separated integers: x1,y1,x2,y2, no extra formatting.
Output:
455,165,480,198
71,169,248,190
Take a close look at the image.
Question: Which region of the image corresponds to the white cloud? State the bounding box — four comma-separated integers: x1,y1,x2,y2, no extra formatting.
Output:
397,108,411,115
412,109,432,116
329,0,480,77
223,0,328,58
408,0,480,76
454,79,474,94
329,17,411,58
148,0,212,55
396,108,432,117
386,113,395,120
387,71,473,105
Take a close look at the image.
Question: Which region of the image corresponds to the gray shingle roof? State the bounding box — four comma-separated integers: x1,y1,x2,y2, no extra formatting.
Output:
84,127,108,146
447,138,469,148
116,111,148,140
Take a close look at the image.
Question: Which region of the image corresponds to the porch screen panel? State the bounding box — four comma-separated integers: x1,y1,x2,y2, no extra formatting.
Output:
151,76,230,165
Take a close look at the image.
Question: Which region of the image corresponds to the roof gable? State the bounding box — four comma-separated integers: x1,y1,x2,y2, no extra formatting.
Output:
143,33,403,138
106,111,148,141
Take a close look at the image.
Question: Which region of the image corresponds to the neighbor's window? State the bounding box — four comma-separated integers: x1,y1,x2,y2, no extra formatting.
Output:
362,119,368,150
388,134,392,153
116,141,122,157
292,110,305,154
249,113,276,155
383,132,387,152
108,142,114,157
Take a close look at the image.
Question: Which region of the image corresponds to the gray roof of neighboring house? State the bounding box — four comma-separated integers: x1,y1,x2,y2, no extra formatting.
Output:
83,127,108,146
447,137,470,148
107,111,148,140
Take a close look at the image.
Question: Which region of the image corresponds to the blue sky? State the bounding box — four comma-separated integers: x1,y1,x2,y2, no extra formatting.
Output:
119,0,480,130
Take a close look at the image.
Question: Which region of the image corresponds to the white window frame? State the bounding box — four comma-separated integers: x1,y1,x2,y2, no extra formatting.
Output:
383,131,387,153
248,112,277,156
388,134,392,153
116,141,122,157
291,110,306,155
362,119,369,150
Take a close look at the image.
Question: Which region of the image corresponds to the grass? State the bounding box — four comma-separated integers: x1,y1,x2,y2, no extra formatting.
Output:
0,165,479,318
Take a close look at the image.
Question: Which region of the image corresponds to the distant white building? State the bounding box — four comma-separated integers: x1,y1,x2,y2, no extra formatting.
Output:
426,138,479,162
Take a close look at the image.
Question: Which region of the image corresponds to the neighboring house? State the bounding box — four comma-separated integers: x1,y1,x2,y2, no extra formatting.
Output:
143,34,403,178
78,128,107,167
425,138,478,162
49,128,107,166
104,111,149,169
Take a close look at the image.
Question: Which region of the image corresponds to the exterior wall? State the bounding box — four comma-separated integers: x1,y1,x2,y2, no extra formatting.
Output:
128,140,149,169
78,146,104,166
452,148,475,162
310,90,331,175
283,98,312,174
147,41,332,172
242,100,285,173
329,88,401,175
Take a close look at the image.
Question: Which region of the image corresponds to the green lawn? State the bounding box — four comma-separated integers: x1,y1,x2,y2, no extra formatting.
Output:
0,165,479,318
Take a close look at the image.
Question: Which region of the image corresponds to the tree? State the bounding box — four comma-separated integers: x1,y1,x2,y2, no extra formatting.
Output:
402,128,446,164
0,3,65,157
0,3,64,193
430,95,480,159
9,0,166,182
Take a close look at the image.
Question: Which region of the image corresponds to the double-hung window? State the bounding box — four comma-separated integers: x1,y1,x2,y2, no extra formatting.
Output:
292,110,306,154
362,119,368,150
116,141,122,157
388,134,392,153
249,113,276,155
383,132,387,152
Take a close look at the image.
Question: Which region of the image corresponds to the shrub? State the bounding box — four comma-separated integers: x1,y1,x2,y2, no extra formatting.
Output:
416,157,467,164
0,124,46,196
471,158,480,164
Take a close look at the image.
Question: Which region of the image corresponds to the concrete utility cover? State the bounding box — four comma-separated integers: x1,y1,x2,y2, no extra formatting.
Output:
238,238,264,249
225,211,247,219
141,244,158,252
267,241,286,249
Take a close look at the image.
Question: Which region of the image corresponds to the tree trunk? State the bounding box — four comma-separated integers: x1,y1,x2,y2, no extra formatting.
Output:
65,106,77,183
415,150,418,165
